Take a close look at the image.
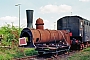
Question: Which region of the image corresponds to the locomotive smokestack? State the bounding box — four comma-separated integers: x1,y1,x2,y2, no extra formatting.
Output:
26,10,33,28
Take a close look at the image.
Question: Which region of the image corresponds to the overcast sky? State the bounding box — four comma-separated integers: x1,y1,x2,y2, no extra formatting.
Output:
0,0,90,29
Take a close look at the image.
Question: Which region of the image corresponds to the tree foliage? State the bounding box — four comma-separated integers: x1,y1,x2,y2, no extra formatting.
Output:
0,24,21,46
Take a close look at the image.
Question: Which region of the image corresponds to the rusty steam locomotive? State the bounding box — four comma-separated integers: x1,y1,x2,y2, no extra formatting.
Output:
20,10,90,55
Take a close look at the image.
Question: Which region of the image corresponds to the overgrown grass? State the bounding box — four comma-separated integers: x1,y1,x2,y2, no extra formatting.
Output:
0,47,38,60
68,47,90,60
0,24,38,60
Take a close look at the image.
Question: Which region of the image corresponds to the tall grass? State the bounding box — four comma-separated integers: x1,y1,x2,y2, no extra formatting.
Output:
68,47,90,60
0,47,38,60
0,24,38,60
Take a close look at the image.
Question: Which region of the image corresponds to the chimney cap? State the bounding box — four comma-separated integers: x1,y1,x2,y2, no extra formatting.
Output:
26,10,33,11
36,18,44,25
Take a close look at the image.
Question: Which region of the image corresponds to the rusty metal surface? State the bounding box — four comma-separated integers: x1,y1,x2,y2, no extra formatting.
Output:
35,18,44,29
61,30,71,45
31,29,50,43
30,29,70,44
30,29,40,43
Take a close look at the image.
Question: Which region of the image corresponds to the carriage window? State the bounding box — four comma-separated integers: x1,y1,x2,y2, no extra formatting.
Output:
89,23,90,26
84,21,85,25
87,22,88,25
80,21,83,28
84,21,88,25
81,22,83,25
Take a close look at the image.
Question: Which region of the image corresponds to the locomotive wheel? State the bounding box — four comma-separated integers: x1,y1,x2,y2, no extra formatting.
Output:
80,44,84,50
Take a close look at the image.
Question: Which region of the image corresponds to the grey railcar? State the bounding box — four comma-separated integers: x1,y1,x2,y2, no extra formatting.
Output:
57,16,90,43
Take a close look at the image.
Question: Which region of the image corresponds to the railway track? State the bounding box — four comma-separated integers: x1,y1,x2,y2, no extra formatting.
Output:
13,55,37,60
13,50,80,60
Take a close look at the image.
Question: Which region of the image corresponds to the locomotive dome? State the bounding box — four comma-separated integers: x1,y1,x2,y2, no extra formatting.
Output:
35,18,44,25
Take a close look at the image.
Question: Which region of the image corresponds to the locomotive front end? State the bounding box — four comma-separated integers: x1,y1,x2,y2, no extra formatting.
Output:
20,28,35,47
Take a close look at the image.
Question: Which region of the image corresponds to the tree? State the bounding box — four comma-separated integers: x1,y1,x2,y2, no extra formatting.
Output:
0,24,22,46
